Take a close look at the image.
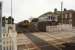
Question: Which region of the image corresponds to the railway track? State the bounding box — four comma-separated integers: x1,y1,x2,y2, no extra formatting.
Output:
32,32,75,50
17,32,75,50
17,33,41,50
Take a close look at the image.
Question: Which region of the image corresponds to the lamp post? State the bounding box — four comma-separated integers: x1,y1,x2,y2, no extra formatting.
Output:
11,0,13,24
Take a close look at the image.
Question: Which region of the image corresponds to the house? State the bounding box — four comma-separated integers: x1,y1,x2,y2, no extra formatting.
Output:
37,11,59,32
38,12,58,23
55,9,73,24
37,9,74,32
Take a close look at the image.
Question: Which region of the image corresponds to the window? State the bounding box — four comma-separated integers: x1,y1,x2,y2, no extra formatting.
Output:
65,14,67,18
6,47,8,50
49,16,50,19
0,38,2,42
3,34,5,37
6,34,8,37
0,45,2,50
9,46,11,50
3,41,5,44
3,47,5,50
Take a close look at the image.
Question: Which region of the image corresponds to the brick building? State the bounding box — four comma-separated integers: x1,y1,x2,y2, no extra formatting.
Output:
72,12,75,27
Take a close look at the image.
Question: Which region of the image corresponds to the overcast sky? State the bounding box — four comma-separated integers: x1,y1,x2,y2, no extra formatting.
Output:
0,0,74,23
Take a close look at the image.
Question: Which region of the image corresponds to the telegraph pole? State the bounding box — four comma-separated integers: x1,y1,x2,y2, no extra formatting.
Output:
61,1,63,24
0,2,2,38
60,0,63,31
0,2,2,50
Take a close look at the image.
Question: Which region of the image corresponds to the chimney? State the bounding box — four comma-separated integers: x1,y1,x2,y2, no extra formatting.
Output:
54,8,57,12
64,8,67,11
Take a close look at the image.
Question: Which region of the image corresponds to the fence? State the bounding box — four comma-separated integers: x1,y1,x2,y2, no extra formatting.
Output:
46,24,73,32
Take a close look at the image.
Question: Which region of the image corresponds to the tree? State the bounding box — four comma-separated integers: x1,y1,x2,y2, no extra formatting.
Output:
2,16,6,26
31,18,39,22
8,16,14,24
19,20,30,28
24,20,29,24
54,8,57,12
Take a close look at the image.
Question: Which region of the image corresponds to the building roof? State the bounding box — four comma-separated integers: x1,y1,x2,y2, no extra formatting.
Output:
38,12,53,18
